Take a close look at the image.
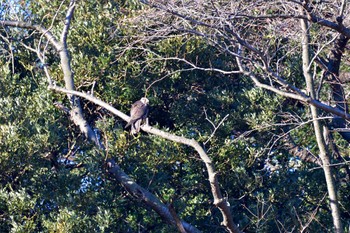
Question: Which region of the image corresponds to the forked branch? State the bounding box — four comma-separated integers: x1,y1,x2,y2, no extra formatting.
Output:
48,85,242,233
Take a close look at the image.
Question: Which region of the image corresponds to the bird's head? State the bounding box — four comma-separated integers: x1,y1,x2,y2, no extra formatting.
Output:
140,97,149,105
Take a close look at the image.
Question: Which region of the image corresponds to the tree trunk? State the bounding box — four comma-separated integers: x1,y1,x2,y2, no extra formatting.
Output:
327,35,350,142
300,15,343,233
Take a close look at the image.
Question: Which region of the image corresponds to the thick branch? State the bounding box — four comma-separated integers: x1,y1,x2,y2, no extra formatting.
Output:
48,85,242,233
300,14,343,233
326,35,350,142
239,62,350,121
1,3,101,148
283,134,322,166
49,86,129,121
106,159,201,233
55,1,101,147
303,7,350,38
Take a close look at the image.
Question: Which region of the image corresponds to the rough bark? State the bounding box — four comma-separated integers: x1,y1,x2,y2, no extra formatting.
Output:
326,35,350,142
106,159,201,233
283,134,322,166
300,15,343,233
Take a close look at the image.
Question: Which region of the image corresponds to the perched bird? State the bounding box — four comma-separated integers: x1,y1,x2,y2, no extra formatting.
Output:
125,97,149,135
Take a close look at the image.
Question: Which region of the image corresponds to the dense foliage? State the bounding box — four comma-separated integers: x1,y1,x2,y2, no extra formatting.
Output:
1,0,350,232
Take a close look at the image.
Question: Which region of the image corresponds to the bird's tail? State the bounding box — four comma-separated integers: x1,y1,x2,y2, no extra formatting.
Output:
125,120,135,129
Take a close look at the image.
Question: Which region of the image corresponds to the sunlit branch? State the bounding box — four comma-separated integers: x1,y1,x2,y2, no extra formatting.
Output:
106,159,201,233
48,84,242,233
61,0,76,45
0,20,62,50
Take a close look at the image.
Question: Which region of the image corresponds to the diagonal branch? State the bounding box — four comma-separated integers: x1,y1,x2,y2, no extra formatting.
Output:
106,159,201,233
48,84,242,233
137,1,350,122
237,56,350,121
300,1,350,38
0,20,62,50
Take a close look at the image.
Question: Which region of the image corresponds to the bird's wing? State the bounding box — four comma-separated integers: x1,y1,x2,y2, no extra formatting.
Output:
125,100,148,128
130,101,148,120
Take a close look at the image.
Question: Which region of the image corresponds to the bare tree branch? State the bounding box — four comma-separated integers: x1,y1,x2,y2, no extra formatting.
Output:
1,1,102,148
106,159,201,233
283,134,322,166
61,0,76,45
203,108,230,145
130,2,350,231
300,10,343,232
0,20,62,50
134,1,350,123
48,84,242,233
301,2,350,38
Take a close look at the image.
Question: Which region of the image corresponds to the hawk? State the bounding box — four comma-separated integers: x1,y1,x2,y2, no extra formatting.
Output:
125,97,149,135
